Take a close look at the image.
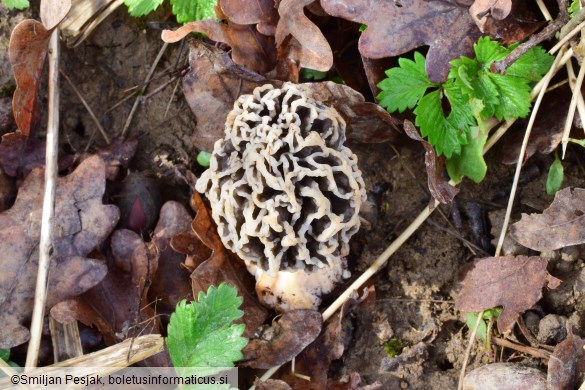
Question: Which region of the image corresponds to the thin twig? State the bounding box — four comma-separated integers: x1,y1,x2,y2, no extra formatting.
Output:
457,310,484,390
490,337,551,359
120,42,168,137
25,28,60,370
536,0,553,21
60,70,111,145
562,57,585,157
165,77,182,118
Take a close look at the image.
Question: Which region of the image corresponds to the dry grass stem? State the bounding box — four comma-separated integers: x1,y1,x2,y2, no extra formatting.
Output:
25,29,61,370
562,54,585,157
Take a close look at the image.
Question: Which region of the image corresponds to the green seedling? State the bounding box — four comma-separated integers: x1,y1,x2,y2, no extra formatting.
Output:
166,283,247,388
465,307,502,349
383,339,404,358
124,0,216,23
2,0,29,10
377,37,553,183
546,152,564,195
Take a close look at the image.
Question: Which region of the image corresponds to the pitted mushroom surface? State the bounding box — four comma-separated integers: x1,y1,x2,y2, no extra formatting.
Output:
196,82,366,310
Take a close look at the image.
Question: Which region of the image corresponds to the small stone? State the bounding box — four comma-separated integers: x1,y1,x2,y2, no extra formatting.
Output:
537,314,567,344
523,311,541,336
463,363,546,390
539,250,560,262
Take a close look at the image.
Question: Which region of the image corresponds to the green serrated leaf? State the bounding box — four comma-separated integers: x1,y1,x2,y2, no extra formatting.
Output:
2,0,29,10
506,46,554,82
474,36,510,65
377,52,435,113
414,89,466,158
546,154,564,195
487,73,532,120
570,0,582,16
124,0,164,16
166,284,247,371
170,0,217,24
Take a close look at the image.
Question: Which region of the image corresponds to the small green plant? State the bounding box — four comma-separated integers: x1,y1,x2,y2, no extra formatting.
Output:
166,283,247,386
569,0,583,16
546,152,564,195
197,151,212,168
2,0,29,10
377,37,553,183
383,339,404,358
465,307,502,348
0,349,20,377
124,0,216,23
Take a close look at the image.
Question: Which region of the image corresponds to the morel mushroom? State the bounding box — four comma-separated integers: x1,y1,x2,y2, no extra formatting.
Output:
196,82,366,311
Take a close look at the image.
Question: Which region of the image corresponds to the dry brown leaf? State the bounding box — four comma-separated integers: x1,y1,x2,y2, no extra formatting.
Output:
327,372,382,390
0,97,15,135
9,19,52,136
510,188,585,252
148,201,194,316
470,0,512,31
254,378,292,390
321,0,480,83
40,0,71,30
0,156,119,349
0,132,47,178
181,41,269,151
547,329,585,390
403,120,458,206
161,19,276,74
170,191,269,338
455,256,560,333
220,0,279,35
241,310,322,369
275,0,333,72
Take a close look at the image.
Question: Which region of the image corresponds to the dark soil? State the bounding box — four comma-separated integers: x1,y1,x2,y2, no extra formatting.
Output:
2,3,585,389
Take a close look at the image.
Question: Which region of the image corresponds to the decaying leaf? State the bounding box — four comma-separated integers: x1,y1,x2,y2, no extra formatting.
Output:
254,378,292,390
0,132,47,178
0,156,119,349
170,191,269,338
181,41,268,151
321,0,480,82
403,120,458,206
9,19,52,136
275,0,333,72
510,188,585,252
220,0,278,35
547,329,585,390
469,0,512,31
161,19,276,75
327,372,382,390
241,310,322,369
0,97,15,135
40,0,71,30
455,256,561,333
51,227,169,366
148,201,193,317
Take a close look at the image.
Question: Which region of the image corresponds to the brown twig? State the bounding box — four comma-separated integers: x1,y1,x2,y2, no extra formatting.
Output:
491,0,569,74
491,337,551,360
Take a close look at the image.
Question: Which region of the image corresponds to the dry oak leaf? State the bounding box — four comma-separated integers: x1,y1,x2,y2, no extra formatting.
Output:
275,0,333,72
470,0,512,32
455,256,561,333
241,309,322,369
0,155,119,349
220,0,279,36
547,329,585,390
510,188,585,252
320,0,481,83
170,190,269,338
9,20,52,136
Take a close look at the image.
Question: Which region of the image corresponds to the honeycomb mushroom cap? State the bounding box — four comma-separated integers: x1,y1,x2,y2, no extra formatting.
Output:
196,82,366,310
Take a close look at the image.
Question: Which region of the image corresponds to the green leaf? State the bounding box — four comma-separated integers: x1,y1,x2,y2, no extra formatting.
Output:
170,0,217,24
446,99,488,183
546,154,564,195
506,46,554,82
2,0,29,10
301,68,328,81
570,0,582,16
359,24,368,32
487,73,532,120
166,284,247,371
474,36,510,65
0,349,9,362
377,52,436,113
466,312,488,342
197,151,212,167
414,89,467,158
124,0,164,16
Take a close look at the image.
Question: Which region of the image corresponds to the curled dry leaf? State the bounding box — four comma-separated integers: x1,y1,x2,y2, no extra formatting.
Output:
161,19,276,74
9,19,52,136
510,188,585,252
275,0,333,72
220,0,279,36
0,156,119,349
52,228,169,366
241,310,322,369
40,0,71,30
403,120,458,206
455,256,561,333
170,191,269,338
321,0,480,83
148,201,193,316
547,329,585,390
470,0,512,31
